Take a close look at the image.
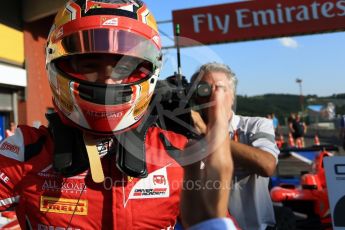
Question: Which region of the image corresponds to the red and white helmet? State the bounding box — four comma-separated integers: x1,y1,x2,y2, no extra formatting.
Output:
46,0,162,135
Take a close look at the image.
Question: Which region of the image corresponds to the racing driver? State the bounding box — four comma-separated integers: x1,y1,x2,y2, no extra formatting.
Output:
0,0,236,229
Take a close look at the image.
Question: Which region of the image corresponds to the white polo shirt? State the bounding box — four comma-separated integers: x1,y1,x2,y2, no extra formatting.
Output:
228,113,280,230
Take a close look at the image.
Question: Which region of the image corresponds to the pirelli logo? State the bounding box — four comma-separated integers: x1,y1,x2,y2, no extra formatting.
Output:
40,196,88,215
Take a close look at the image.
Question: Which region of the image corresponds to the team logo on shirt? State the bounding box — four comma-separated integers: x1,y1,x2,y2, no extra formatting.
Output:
0,170,10,184
153,175,166,185
40,196,88,215
125,166,170,206
0,141,20,154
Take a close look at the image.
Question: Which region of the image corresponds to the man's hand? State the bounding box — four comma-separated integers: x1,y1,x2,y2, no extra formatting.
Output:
191,110,207,135
181,81,233,228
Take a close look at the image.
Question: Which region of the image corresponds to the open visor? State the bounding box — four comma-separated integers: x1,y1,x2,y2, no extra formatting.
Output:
55,53,154,84
50,28,161,69
78,83,133,105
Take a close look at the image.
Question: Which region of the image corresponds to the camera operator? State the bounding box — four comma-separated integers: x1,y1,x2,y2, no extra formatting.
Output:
180,79,236,229
190,62,280,230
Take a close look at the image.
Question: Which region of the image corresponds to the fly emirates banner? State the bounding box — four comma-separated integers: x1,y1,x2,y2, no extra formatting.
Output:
172,0,345,46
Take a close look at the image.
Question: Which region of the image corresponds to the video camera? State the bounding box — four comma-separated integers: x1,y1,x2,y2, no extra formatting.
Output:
150,73,212,138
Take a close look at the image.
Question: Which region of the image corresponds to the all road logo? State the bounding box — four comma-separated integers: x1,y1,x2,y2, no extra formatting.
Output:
126,166,170,203
38,164,88,193
40,196,88,215
41,179,86,194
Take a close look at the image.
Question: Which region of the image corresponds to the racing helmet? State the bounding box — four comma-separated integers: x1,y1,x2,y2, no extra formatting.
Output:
46,0,162,135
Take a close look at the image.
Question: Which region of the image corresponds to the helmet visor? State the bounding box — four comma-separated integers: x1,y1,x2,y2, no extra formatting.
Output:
55,53,154,84
51,28,161,72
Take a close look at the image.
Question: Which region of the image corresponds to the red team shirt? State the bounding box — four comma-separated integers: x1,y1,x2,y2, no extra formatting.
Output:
0,125,187,229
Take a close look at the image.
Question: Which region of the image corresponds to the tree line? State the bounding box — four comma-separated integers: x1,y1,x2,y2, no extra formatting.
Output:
236,93,345,125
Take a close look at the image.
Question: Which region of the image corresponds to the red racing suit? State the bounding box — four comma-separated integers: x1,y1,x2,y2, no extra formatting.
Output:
0,125,187,229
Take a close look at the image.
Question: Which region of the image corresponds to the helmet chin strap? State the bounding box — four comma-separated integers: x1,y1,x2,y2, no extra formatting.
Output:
83,133,105,183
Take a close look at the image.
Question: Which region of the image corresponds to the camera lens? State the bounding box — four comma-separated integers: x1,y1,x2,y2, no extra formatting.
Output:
196,82,211,97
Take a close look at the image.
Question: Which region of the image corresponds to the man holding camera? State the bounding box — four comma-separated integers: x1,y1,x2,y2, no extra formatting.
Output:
190,62,280,230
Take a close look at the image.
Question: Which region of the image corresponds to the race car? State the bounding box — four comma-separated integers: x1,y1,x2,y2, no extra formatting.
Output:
271,150,334,230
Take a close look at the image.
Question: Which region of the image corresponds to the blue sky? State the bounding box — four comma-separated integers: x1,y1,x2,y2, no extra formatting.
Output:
144,0,345,97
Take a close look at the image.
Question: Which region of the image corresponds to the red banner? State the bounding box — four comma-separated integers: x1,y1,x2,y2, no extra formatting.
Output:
172,0,345,47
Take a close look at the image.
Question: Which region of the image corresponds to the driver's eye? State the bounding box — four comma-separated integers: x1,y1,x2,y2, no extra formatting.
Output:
78,63,98,72
115,66,130,73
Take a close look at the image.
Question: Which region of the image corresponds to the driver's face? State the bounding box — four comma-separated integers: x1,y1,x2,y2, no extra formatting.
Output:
70,54,142,84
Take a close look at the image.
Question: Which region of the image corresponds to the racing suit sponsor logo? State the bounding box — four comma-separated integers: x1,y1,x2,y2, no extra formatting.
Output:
40,196,88,215
38,223,81,230
96,138,113,157
42,179,86,194
0,141,20,154
0,171,10,184
85,111,123,119
126,166,170,203
101,17,119,26
133,188,167,196
153,175,166,185
38,164,88,179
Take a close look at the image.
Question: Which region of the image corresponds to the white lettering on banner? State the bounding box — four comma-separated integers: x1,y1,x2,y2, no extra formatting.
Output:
253,9,276,26
0,171,10,184
276,4,285,23
207,14,214,31
236,9,251,28
285,7,296,23
192,14,205,33
295,6,310,22
236,1,345,29
338,1,345,16
192,13,230,34
174,0,345,46
215,15,230,34
311,2,321,19
322,2,335,18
